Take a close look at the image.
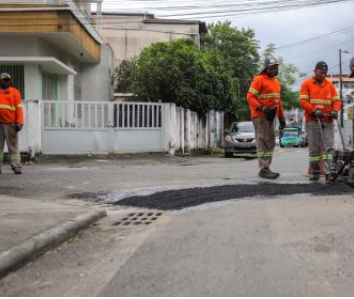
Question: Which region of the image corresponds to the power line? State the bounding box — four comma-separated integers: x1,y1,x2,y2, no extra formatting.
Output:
1,0,353,24
1,0,353,25
2,0,354,60
280,39,354,63
176,1,354,19
102,0,354,18
276,25,354,50
9,0,354,20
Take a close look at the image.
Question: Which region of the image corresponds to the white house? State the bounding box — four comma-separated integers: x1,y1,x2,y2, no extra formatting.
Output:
0,0,114,102
0,2,224,156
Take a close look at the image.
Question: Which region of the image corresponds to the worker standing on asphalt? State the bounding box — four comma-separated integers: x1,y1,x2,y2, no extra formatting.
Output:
247,55,286,180
0,73,24,174
299,61,341,181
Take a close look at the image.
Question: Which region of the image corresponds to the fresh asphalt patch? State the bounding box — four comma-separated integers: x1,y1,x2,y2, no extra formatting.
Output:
69,183,354,211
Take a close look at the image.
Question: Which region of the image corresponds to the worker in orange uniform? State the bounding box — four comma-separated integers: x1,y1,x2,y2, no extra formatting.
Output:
0,73,24,174
299,61,341,181
247,56,286,180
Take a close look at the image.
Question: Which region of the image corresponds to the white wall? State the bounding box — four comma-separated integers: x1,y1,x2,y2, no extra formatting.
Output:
165,103,224,154
0,36,114,102
15,100,42,157
0,36,66,61
58,75,74,101
81,44,114,101
106,30,199,66
24,64,41,100
1,36,72,101
19,101,224,155
26,100,42,156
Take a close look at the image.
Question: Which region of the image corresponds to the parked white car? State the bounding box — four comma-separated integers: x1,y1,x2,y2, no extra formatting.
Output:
224,122,257,157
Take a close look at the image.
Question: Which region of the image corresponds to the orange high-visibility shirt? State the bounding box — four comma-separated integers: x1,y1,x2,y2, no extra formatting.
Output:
0,86,24,125
247,73,284,119
300,77,341,123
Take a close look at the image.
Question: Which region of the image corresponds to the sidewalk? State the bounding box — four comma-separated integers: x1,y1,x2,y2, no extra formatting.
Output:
0,196,106,278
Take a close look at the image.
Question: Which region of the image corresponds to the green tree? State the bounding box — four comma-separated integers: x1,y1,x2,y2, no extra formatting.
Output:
262,44,306,110
114,58,138,93
198,48,239,114
115,24,304,118
119,38,237,115
201,21,260,120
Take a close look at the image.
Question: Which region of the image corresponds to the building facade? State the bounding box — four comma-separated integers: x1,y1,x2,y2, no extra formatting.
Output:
0,0,114,102
329,74,354,104
99,12,207,67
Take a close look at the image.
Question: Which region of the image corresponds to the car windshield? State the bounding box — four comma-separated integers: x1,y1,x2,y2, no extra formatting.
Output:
283,130,298,137
230,123,254,133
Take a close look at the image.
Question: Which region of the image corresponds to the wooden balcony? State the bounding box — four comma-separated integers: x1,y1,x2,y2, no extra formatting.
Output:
0,2,102,63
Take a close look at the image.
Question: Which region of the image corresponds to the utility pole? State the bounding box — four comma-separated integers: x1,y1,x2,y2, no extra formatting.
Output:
339,49,344,128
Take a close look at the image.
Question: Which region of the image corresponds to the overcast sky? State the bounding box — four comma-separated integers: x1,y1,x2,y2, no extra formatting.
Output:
232,1,354,80
102,0,354,81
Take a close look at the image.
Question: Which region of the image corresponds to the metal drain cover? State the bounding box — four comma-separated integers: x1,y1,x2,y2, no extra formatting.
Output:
114,212,163,226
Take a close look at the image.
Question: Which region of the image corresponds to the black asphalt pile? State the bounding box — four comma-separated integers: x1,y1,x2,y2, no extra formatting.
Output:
113,183,354,211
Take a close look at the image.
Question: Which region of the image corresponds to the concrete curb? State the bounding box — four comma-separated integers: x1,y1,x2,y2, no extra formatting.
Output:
0,209,107,279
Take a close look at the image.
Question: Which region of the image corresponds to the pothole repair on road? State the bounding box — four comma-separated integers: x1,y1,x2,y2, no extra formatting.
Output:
69,183,354,211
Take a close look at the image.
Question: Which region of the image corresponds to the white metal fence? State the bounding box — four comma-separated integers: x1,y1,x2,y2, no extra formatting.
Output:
43,101,109,129
115,103,163,129
16,100,225,155
41,101,165,154
42,101,163,130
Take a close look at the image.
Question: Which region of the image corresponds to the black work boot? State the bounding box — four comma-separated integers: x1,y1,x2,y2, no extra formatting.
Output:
13,168,22,175
259,169,280,180
310,172,320,181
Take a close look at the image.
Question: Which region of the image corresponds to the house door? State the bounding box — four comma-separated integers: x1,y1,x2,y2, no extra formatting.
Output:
42,73,58,101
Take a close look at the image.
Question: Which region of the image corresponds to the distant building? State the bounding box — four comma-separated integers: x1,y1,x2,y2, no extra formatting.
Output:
97,12,207,67
284,109,303,125
329,74,354,104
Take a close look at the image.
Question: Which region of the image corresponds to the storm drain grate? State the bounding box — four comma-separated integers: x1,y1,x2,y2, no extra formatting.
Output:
114,212,163,226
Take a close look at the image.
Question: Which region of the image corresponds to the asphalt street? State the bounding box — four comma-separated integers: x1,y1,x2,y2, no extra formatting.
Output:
2,148,354,296
0,148,309,202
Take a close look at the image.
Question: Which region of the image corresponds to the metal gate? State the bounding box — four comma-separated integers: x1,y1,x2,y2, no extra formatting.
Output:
42,101,166,154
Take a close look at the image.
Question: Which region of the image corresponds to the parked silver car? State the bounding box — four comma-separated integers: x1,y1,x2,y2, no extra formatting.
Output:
224,122,257,157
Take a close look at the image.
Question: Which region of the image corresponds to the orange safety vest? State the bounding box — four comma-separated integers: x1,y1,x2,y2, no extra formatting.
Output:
0,86,24,125
247,73,284,119
300,77,341,123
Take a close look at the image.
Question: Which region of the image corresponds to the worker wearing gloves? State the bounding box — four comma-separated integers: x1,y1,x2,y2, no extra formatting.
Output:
247,55,286,180
299,61,341,181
